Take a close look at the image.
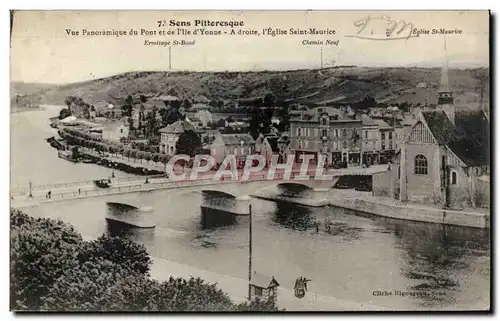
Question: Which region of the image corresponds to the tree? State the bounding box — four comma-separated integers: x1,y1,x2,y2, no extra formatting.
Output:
11,210,283,312
235,298,282,311
10,210,83,310
58,108,72,120
136,151,145,163
263,93,275,107
78,234,151,276
160,154,169,164
216,119,226,128
183,99,192,110
175,130,201,157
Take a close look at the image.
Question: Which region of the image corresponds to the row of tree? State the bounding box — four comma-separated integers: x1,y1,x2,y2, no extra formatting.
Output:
58,128,170,164
10,209,280,311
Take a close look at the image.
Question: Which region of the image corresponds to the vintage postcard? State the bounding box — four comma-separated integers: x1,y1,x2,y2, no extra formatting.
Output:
10,10,490,312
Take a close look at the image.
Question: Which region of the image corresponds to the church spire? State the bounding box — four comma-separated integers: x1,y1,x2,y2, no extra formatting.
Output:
437,36,455,124
439,38,451,93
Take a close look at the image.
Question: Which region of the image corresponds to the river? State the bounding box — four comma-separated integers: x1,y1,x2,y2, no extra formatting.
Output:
11,106,490,310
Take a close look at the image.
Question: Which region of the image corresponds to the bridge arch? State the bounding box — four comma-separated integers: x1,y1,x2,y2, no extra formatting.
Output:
201,190,237,199
277,182,313,197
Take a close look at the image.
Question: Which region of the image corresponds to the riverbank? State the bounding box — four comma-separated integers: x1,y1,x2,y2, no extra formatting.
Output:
149,255,386,311
257,189,489,229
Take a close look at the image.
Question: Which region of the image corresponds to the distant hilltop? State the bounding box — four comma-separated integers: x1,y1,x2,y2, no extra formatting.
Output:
11,66,489,110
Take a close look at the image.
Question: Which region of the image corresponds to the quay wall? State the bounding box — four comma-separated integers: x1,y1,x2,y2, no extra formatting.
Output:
329,198,488,229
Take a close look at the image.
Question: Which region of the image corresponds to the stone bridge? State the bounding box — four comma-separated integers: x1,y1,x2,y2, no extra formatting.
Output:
10,165,388,209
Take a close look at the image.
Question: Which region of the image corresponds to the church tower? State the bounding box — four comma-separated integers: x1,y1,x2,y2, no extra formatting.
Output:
436,38,455,124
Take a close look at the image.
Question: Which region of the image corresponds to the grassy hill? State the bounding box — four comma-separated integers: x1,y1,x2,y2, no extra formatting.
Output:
13,66,490,110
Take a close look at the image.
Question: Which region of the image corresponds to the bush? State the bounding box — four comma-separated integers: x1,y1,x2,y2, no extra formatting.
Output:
77,234,152,275
10,210,283,312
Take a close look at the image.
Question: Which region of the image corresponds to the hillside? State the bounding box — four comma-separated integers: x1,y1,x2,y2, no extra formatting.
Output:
14,66,490,109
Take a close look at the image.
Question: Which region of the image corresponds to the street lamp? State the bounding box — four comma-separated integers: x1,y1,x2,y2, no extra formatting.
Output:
28,181,33,198
248,204,253,300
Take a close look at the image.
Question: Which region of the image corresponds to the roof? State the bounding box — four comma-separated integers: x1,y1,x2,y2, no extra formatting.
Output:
220,133,255,146
373,118,391,130
158,120,195,134
421,110,489,166
401,115,417,126
360,114,377,126
153,95,179,101
250,273,280,289
290,106,354,122
191,103,209,110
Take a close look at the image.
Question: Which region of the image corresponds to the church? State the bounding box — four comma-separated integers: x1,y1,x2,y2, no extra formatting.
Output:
386,62,490,209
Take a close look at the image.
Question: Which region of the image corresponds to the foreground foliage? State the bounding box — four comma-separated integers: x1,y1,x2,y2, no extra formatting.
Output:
10,209,281,312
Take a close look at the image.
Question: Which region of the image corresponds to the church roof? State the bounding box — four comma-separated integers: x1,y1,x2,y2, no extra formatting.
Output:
421,110,489,166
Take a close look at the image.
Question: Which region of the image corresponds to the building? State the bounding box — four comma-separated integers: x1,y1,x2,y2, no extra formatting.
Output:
277,133,292,163
254,134,274,166
186,110,213,127
249,273,280,304
385,63,490,209
102,122,129,142
289,107,362,165
360,114,379,165
158,120,196,155
374,118,395,163
210,133,255,165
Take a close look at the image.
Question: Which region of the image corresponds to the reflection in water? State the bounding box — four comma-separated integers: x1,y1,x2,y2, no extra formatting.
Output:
388,220,490,307
106,220,156,244
200,207,237,230
273,201,314,231
325,221,363,241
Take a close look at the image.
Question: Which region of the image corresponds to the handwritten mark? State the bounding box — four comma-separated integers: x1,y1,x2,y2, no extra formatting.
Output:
346,15,419,41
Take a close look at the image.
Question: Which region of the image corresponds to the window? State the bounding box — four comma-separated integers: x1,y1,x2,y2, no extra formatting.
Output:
255,287,263,296
322,118,327,125
120,128,123,134
389,132,392,139
365,131,368,139
414,154,428,174
398,166,401,179
298,128,301,136
381,132,385,140
343,141,347,149
451,171,457,184
381,143,385,150
335,129,339,137
342,129,347,137
322,129,327,137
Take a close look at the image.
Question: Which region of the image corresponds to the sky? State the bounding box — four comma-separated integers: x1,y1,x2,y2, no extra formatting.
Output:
10,10,489,84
